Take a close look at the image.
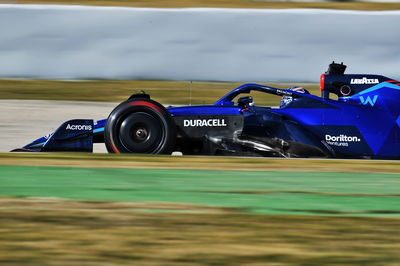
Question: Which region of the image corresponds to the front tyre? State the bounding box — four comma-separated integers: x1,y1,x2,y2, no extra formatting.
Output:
104,99,176,154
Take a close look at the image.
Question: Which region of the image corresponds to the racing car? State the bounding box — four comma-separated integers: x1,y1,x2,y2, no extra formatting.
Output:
13,62,400,159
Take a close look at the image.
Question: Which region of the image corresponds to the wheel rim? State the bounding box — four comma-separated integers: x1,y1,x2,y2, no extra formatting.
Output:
133,127,148,141
118,112,166,153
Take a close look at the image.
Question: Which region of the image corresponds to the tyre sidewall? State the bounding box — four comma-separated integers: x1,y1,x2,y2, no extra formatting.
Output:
105,99,175,154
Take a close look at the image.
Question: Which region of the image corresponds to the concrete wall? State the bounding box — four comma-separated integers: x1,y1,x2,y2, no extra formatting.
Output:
1,5,400,82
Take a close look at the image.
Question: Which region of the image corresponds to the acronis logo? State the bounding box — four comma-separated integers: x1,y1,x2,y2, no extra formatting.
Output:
359,95,378,107
66,124,92,131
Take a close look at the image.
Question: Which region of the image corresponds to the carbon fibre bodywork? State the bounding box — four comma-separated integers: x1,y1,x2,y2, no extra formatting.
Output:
15,63,400,158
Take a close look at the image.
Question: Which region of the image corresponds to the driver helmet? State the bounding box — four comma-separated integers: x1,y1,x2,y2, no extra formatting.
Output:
280,87,309,108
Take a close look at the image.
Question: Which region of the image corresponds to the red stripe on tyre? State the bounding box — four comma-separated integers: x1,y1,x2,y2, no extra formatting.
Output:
110,140,120,154
128,101,164,114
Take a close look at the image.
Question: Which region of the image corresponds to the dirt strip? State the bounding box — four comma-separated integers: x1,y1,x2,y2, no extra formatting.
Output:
1,197,400,265
1,152,400,173
15,0,400,10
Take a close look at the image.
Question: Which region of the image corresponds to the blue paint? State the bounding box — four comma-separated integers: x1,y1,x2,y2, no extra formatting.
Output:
17,73,400,157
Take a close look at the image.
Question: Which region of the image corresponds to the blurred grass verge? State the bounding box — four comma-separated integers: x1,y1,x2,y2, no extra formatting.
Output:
0,163,400,216
14,0,400,10
0,79,320,105
1,198,399,265
1,155,400,264
0,198,400,265
1,152,400,173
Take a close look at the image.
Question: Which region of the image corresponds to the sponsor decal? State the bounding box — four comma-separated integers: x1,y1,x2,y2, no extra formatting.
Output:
66,124,92,131
325,134,361,147
359,95,378,107
350,77,379,85
183,119,227,127
276,89,293,96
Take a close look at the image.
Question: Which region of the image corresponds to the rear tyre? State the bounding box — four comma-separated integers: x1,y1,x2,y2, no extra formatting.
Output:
104,98,176,154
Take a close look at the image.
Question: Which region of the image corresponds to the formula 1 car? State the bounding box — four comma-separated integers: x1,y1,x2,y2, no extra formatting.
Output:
13,62,400,158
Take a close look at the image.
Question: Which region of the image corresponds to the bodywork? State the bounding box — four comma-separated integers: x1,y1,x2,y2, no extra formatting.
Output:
16,63,400,158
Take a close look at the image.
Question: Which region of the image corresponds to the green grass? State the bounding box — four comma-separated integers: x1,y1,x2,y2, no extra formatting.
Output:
1,165,400,216
15,0,400,10
0,79,320,105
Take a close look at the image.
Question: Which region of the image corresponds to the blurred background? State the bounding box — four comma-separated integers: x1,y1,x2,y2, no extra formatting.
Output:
1,1,400,265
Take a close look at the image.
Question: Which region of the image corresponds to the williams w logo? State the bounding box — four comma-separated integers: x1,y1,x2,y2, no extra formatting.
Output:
359,95,378,107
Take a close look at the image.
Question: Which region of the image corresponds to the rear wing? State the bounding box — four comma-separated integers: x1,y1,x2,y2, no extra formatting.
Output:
320,62,395,99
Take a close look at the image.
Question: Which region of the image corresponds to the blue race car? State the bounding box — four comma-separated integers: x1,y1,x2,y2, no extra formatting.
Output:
13,62,400,159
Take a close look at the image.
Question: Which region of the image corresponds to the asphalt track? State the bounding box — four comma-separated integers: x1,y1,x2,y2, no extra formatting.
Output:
0,99,116,153
1,100,400,264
